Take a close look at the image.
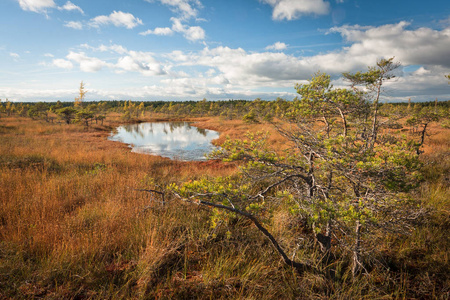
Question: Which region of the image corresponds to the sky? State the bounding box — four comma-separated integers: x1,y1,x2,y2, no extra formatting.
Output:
0,0,449,102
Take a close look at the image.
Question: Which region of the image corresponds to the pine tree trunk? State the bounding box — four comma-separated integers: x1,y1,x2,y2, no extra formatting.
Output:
352,220,362,277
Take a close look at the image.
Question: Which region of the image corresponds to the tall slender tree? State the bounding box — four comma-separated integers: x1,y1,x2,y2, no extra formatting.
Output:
74,81,87,108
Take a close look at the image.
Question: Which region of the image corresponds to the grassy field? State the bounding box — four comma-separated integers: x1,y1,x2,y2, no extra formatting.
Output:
0,114,449,299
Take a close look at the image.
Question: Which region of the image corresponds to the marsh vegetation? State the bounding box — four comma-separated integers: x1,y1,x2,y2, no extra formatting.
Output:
1,63,449,299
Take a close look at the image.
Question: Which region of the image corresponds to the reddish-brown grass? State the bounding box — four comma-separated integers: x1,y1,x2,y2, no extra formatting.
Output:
0,114,448,299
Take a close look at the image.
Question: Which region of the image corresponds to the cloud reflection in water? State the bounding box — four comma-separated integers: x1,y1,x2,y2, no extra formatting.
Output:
108,122,220,161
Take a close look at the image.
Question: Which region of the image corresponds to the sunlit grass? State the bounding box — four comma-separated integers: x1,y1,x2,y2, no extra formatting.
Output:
0,115,449,298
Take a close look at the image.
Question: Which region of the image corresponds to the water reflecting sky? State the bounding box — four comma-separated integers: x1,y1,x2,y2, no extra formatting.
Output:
108,122,220,161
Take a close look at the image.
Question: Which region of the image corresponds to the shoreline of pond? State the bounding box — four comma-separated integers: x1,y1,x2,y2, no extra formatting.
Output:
108,121,221,161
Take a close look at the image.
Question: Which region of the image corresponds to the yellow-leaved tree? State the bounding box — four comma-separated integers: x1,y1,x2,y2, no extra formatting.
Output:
74,81,87,108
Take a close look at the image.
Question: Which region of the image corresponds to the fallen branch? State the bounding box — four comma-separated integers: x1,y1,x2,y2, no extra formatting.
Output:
172,191,315,274
136,188,166,209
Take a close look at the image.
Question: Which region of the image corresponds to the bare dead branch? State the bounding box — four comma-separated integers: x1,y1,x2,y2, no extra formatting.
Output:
172,191,315,274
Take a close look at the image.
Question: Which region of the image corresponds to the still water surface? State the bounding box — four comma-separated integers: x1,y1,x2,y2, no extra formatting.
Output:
108,122,220,161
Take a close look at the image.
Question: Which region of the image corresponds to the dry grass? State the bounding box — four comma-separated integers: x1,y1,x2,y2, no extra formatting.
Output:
0,115,449,299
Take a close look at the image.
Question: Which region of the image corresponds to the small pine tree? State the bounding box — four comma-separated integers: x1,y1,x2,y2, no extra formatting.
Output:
75,81,87,108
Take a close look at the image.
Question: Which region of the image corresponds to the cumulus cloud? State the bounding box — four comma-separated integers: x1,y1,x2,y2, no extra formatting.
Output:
412,67,431,76
377,65,450,102
58,1,84,14
90,11,143,29
0,87,80,102
56,45,167,76
161,21,449,99
159,46,449,101
142,1,205,41
17,0,56,13
146,0,201,20
183,25,205,41
80,43,129,54
182,46,313,88
140,27,174,36
66,51,109,72
115,51,167,76
266,42,288,51
64,20,83,29
52,58,73,69
166,50,189,61
171,17,205,41
36,21,450,102
261,0,331,20
329,21,450,68
99,44,128,54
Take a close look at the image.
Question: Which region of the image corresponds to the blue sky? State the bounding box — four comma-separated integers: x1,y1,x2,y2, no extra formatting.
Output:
1,0,449,102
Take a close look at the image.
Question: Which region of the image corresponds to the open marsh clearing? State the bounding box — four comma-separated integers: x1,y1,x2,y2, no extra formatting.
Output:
0,111,449,299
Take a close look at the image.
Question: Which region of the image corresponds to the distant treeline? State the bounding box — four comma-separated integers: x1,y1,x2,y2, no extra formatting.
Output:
5,99,450,108
1,98,449,125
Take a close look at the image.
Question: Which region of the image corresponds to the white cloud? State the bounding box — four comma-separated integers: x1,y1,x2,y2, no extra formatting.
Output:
206,68,216,76
10,52,20,59
58,45,167,76
52,58,73,69
163,21,449,99
140,27,174,36
115,51,167,76
44,53,54,57
11,20,449,102
64,20,83,29
171,17,205,41
328,21,450,68
184,46,313,87
171,17,184,32
17,0,56,13
90,11,143,29
0,87,79,102
261,0,331,20
146,0,201,20
141,1,205,41
100,44,128,54
81,43,129,54
183,25,205,41
66,51,109,72
412,67,431,76
377,65,450,102
166,50,189,61
58,1,84,14
1,83,275,102
266,42,288,51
